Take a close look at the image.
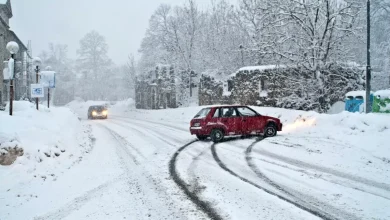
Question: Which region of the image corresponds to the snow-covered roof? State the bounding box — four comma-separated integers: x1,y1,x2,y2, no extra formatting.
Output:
230,65,286,78
0,0,7,4
201,69,227,82
345,90,373,98
374,90,390,99
238,65,285,72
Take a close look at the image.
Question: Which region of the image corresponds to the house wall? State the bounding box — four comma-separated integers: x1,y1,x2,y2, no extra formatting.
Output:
0,20,8,105
0,1,28,106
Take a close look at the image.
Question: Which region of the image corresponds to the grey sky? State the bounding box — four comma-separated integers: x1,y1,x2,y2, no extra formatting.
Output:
10,0,232,65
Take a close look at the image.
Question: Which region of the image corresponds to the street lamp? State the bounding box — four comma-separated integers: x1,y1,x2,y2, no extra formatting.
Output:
239,45,244,67
33,57,42,110
6,41,19,116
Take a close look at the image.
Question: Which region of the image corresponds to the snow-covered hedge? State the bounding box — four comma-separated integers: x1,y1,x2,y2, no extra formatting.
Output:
199,65,364,113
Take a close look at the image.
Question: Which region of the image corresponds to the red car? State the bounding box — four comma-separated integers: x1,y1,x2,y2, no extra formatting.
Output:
190,105,282,142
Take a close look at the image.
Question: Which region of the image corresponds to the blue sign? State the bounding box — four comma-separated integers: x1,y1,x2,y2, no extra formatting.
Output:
31,84,44,98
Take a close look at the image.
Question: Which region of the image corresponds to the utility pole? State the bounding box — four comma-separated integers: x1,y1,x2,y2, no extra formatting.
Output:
365,0,372,113
189,69,192,98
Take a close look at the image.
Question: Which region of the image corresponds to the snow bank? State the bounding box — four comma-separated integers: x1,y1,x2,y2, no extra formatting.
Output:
375,90,390,99
345,90,373,98
0,101,92,175
327,101,345,114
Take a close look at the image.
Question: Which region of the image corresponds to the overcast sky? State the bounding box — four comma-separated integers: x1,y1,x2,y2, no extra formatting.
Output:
10,0,232,65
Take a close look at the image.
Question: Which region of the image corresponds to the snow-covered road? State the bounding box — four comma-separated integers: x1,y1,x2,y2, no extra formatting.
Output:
2,103,390,220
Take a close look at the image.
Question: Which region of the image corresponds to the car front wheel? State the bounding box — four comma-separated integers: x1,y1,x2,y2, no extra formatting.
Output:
264,125,277,138
211,129,224,143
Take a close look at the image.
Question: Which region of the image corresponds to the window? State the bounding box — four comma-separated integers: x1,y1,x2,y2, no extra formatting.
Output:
213,108,220,118
237,107,258,117
227,80,233,92
260,79,268,91
194,108,211,119
221,107,237,117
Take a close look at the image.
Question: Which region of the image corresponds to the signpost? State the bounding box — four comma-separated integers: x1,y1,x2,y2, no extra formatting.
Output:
40,71,56,108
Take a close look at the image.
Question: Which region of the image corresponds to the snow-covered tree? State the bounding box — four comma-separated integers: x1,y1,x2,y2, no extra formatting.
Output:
39,43,76,105
76,30,113,100
372,0,390,88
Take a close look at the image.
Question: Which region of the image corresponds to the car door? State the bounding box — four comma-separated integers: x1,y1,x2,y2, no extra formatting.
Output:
236,106,263,134
219,107,242,135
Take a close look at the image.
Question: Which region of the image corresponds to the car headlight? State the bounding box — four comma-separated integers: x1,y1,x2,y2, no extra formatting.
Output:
92,111,97,116
102,110,108,115
193,122,201,127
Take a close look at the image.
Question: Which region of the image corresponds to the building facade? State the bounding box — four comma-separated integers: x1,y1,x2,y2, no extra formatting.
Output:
0,0,29,108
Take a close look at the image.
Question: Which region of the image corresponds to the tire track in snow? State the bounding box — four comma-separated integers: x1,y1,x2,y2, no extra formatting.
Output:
211,142,335,220
34,177,123,220
253,147,390,192
103,125,146,165
111,115,188,133
169,141,224,220
187,143,212,195
245,141,358,220
255,157,390,201
105,124,195,220
109,119,182,148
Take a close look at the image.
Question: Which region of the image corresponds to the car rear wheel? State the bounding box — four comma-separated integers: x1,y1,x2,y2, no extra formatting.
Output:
211,129,224,143
196,135,208,141
264,125,277,138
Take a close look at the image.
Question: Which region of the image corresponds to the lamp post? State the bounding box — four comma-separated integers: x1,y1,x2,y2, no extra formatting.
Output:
6,41,19,116
239,45,244,67
365,0,372,113
45,66,52,108
33,57,42,110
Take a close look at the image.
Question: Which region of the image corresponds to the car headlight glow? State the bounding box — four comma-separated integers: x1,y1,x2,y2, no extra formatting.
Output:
102,110,108,115
92,111,97,116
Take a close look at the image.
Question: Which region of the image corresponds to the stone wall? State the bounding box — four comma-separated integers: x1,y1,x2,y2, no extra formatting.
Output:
199,65,364,113
135,65,177,109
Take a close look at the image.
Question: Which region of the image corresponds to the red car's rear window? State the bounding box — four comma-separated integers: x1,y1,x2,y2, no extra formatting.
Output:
193,108,211,119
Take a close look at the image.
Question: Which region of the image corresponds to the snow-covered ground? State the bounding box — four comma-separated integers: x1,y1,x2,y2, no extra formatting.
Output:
1,99,390,220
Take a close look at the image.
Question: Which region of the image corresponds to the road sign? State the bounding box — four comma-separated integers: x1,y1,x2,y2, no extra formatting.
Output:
40,71,56,88
31,84,44,98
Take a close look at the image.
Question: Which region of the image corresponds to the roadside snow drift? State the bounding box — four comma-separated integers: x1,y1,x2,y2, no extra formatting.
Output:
0,101,92,175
